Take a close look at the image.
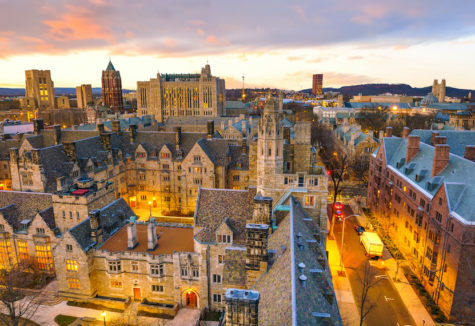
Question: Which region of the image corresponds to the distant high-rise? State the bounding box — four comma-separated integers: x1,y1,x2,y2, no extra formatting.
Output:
76,84,93,109
102,60,124,113
25,70,56,109
312,74,323,96
432,79,446,103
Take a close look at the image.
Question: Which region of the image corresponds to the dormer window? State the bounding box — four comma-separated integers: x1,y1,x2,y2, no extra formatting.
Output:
217,234,231,244
136,152,146,158
161,152,171,159
193,155,201,162
36,228,45,234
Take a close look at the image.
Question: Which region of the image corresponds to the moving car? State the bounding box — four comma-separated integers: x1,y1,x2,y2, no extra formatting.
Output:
354,225,365,235
360,232,384,258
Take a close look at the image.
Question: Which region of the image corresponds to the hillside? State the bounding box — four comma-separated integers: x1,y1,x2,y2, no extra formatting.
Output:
0,87,135,96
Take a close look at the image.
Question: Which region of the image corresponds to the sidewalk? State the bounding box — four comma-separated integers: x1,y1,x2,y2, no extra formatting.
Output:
327,238,360,326
348,200,435,326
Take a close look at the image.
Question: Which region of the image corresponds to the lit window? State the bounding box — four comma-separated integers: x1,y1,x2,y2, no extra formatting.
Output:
304,196,315,208
35,244,53,271
66,260,78,272
218,255,224,264
110,280,122,288
17,240,29,264
67,278,80,289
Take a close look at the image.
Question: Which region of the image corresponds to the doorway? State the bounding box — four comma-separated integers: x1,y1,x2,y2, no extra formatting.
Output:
185,291,197,308
133,288,141,301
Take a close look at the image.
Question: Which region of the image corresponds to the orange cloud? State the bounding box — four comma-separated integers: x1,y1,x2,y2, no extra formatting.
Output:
43,7,114,42
197,29,205,36
163,38,176,48
189,20,205,26
207,35,219,44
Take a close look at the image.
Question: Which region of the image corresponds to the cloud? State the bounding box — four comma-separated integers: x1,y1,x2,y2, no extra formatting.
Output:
348,55,364,60
206,35,219,45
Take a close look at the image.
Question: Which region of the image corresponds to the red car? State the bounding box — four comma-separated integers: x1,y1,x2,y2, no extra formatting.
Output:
335,210,343,219
334,202,343,210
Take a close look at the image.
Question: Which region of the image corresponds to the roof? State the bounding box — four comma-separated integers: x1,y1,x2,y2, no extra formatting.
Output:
106,60,116,71
0,191,54,231
379,136,475,223
409,130,475,157
99,223,194,255
254,197,341,325
69,198,133,251
223,247,247,287
194,188,256,244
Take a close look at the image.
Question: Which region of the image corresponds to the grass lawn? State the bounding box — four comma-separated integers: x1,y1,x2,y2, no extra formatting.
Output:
54,315,77,326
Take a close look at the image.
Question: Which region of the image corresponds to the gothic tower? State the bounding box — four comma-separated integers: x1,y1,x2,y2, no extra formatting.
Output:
102,60,124,113
256,93,284,197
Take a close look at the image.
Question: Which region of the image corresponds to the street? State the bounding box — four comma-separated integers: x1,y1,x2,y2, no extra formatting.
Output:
331,204,415,326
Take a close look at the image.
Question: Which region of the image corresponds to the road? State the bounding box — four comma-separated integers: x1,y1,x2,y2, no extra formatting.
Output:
331,204,415,326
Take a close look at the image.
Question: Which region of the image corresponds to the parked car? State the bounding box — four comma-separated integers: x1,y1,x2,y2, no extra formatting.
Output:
335,210,343,219
334,202,343,210
354,225,365,235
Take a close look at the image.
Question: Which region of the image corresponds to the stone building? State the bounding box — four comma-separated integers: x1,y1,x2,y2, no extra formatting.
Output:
102,61,124,113
137,64,225,122
24,69,56,110
55,96,70,109
334,123,380,165
432,79,446,103
76,84,93,109
367,127,475,322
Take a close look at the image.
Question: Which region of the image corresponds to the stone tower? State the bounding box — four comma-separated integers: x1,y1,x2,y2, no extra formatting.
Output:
432,79,446,103
102,60,124,113
25,69,56,110
256,93,284,197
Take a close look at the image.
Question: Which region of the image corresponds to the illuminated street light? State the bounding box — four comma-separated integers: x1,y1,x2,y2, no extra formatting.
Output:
148,201,152,218
338,214,360,272
101,311,106,326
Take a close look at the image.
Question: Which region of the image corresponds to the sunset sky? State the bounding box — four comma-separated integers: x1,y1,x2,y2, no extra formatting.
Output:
1,0,474,90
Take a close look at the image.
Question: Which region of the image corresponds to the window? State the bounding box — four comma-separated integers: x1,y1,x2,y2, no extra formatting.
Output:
35,244,53,271
212,274,222,283
162,164,170,170
139,174,146,181
67,278,80,289
193,167,202,173
131,261,139,272
36,228,45,234
17,240,29,263
420,199,426,209
218,255,224,264
108,261,121,272
110,280,122,288
140,195,147,201
161,152,171,159
136,152,146,158
314,179,318,186
435,211,442,223
193,155,201,162
181,268,188,277
152,285,164,292
193,179,202,185
69,211,73,219
439,198,443,206
66,260,78,272
76,212,80,219
192,268,199,278
213,294,222,303
217,235,231,243
163,175,170,182
304,195,315,208
66,244,73,252
150,264,163,276
233,175,240,181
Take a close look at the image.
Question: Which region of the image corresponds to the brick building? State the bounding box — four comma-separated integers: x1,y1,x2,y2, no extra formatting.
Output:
102,61,124,113
367,127,475,322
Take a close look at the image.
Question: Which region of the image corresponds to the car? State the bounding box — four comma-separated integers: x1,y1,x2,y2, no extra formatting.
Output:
335,210,343,219
354,225,365,235
334,202,343,210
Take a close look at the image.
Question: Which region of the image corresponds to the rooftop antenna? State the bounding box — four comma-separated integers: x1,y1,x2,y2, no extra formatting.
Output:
241,74,246,102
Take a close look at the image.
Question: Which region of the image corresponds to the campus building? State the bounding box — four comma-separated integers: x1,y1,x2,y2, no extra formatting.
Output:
102,61,124,113
24,70,56,110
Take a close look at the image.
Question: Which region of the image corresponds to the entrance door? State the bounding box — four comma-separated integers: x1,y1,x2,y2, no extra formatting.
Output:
133,288,141,301
130,199,136,208
185,291,197,308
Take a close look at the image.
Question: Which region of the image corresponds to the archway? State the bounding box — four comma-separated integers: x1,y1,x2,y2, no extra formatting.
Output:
185,291,197,308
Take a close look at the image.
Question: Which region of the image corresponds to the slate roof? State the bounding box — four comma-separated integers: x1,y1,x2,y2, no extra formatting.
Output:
409,130,475,157
379,136,475,223
222,247,247,287
197,139,233,166
68,198,133,251
253,197,342,325
37,145,75,192
0,191,54,231
194,188,256,244
228,145,249,170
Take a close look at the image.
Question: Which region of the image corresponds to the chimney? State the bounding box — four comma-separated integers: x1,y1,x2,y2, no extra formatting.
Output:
402,127,410,139
100,133,111,151
129,124,137,143
464,145,475,162
432,144,450,177
384,126,392,138
62,142,77,162
252,196,273,225
175,127,182,150
89,209,103,244
431,132,440,146
147,218,158,250
406,135,420,164
207,120,214,139
53,124,61,145
241,138,247,154
112,120,121,134
127,216,138,249
283,126,291,143
434,136,446,145
33,119,44,134
97,123,105,134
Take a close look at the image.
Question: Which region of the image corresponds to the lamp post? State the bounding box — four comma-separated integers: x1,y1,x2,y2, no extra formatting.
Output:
148,201,152,219
339,214,360,272
101,311,106,326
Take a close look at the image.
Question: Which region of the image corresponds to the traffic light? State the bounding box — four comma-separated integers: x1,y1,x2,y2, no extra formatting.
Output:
326,170,332,176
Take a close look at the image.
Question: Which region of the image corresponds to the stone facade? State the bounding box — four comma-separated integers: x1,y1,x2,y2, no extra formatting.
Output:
432,79,446,103
102,61,124,113
137,64,225,122
76,84,93,109
24,70,56,110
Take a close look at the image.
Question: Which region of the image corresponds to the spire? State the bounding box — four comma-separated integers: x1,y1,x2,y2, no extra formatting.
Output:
106,60,116,71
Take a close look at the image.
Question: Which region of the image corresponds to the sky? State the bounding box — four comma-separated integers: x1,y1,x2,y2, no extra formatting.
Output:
0,0,474,91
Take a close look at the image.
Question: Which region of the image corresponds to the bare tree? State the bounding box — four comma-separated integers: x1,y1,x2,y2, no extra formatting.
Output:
349,158,370,185
358,261,382,326
328,153,349,237
0,263,47,326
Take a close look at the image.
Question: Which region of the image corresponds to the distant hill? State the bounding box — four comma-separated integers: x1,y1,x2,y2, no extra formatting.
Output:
301,83,473,97
0,87,135,96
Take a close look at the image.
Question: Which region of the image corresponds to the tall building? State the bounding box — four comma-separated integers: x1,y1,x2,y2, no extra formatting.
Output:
432,79,446,103
312,73,323,96
76,84,92,109
101,60,124,113
367,127,475,323
137,64,225,122
25,69,56,109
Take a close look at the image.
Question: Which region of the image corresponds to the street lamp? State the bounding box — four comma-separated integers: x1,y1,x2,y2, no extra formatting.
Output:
101,311,106,326
148,201,152,218
338,214,360,272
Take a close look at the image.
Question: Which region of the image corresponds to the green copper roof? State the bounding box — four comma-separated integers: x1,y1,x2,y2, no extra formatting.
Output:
106,60,116,71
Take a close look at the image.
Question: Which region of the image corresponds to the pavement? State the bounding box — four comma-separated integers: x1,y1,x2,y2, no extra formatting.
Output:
131,207,194,224
348,200,435,326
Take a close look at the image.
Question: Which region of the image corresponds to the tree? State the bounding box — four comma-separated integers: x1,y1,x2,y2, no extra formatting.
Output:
327,153,349,237
355,106,389,133
0,263,47,326
349,158,370,185
358,261,382,326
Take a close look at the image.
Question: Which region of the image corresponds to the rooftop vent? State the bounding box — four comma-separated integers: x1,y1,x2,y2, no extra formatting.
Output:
415,169,428,182
298,262,306,274
297,241,305,251
299,274,307,287
404,162,417,175
396,158,405,168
